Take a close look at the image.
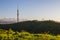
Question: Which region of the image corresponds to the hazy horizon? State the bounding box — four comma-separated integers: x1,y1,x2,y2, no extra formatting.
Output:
0,0,60,22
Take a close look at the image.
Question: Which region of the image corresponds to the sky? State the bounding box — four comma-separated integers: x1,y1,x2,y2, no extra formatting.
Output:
0,0,60,21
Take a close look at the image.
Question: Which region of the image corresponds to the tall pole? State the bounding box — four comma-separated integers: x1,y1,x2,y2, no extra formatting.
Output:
17,8,19,22
17,0,19,22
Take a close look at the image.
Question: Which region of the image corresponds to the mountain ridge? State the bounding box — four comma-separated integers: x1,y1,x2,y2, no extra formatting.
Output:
0,18,28,24
0,20,60,35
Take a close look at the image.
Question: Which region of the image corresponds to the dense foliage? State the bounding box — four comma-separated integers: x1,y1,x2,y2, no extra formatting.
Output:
0,20,60,35
0,29,60,40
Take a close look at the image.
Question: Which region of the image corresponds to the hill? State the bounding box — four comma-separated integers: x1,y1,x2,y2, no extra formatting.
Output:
0,20,60,35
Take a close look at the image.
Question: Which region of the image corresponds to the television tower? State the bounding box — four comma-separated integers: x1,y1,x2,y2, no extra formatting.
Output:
17,4,19,22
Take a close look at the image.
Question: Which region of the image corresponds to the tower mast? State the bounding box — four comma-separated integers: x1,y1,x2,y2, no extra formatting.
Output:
17,3,19,22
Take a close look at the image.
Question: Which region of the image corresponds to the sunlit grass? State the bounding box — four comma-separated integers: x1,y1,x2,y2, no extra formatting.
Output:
0,29,60,40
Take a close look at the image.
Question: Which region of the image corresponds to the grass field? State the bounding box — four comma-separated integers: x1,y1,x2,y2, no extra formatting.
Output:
0,29,60,40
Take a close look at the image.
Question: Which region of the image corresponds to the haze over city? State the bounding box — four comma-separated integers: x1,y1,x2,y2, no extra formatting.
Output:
0,0,60,22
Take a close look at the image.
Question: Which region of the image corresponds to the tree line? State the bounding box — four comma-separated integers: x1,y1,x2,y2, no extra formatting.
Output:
0,20,60,35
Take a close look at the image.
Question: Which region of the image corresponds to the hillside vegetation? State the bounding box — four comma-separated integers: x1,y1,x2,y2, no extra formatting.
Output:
0,20,60,35
0,29,60,40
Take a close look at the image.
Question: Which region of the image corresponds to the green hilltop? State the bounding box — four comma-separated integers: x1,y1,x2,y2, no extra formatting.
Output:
0,20,60,35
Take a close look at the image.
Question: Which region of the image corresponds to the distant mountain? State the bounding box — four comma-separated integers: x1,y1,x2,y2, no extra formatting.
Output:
0,18,28,24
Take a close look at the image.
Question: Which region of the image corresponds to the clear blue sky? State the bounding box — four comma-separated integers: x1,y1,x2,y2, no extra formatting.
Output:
0,0,60,21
